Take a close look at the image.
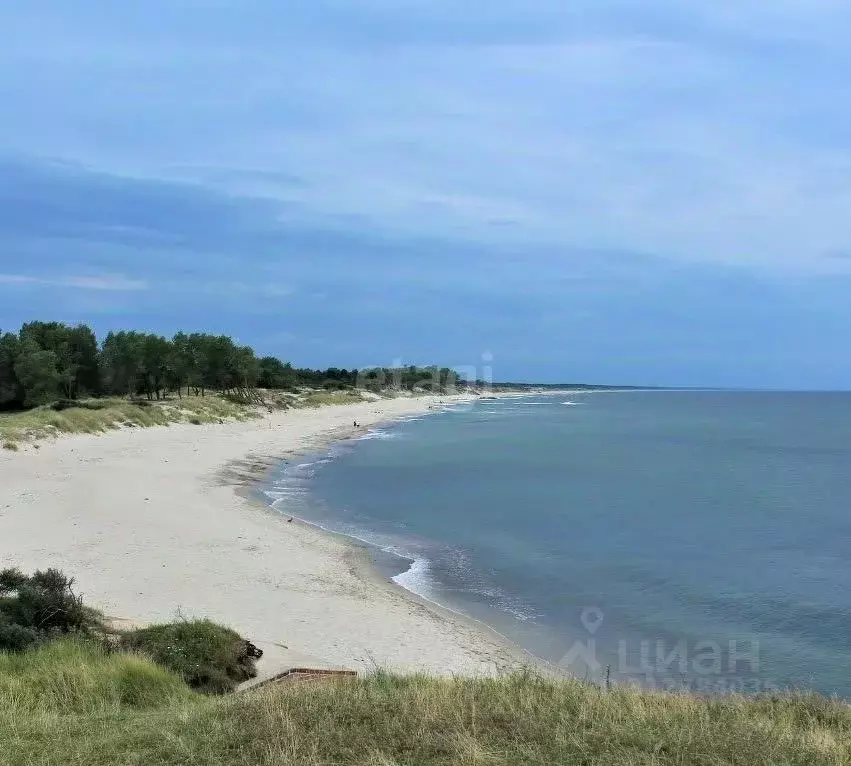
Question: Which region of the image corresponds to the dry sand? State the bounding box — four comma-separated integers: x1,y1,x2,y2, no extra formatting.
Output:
0,396,531,680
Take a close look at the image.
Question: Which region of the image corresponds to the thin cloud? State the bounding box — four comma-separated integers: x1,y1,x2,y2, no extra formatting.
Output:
3,1,850,272
0,273,148,291
0,272,297,298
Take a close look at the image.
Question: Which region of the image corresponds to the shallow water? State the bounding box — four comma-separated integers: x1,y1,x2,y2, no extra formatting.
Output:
262,392,851,696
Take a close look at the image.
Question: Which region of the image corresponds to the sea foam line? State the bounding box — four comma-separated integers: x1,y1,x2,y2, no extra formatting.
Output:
260,398,533,630
266,498,441,603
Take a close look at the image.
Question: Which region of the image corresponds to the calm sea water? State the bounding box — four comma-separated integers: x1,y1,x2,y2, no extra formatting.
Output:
262,392,851,697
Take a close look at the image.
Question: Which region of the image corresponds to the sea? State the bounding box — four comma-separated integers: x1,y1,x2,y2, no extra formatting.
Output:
260,391,851,697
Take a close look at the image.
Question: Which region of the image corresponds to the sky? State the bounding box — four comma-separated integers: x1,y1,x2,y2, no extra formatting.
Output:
1,1,850,388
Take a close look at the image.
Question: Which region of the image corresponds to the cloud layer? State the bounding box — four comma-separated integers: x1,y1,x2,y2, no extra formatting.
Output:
1,2,850,387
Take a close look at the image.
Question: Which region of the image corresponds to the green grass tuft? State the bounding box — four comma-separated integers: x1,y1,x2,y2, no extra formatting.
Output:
0,639,194,715
1,440,18,451
120,619,258,694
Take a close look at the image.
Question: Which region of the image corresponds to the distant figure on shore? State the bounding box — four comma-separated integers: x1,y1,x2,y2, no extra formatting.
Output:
353,421,359,428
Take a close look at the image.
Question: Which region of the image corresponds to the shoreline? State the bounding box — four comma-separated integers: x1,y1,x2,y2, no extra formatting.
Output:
239,394,557,683
246,481,555,686
0,393,542,681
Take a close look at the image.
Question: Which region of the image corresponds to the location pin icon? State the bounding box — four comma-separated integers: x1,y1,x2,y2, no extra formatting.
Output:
580,607,604,635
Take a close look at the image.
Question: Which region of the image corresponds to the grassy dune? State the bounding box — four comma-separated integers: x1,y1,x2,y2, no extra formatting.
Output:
292,389,372,408
2,641,849,765
0,640,194,715
0,388,377,447
0,395,261,445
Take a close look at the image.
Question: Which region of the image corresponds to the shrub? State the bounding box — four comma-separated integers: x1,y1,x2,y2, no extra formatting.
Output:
50,399,108,412
120,619,259,694
1,441,17,451
0,567,103,652
0,619,41,652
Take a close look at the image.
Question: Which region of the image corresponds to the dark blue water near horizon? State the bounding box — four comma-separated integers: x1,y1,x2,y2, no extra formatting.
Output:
262,392,851,697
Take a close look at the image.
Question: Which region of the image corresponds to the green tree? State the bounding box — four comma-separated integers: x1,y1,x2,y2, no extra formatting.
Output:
230,345,260,394
18,321,99,399
141,334,172,400
66,324,100,396
1,318,458,411
0,332,23,408
99,331,145,396
13,341,60,407
200,335,231,394
167,332,192,398
258,356,288,389
185,333,208,395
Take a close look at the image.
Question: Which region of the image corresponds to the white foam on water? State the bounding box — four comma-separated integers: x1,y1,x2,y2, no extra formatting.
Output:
264,488,307,502
501,604,539,623
391,555,437,599
449,554,540,624
265,486,542,630
355,429,398,441
395,415,425,424
287,457,333,476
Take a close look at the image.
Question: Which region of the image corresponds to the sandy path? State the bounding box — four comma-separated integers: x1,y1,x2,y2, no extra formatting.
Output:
0,396,527,679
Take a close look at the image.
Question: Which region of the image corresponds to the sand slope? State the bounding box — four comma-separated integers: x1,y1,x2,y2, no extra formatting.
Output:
0,397,527,679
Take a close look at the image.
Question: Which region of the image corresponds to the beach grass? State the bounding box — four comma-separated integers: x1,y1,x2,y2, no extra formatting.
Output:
0,394,262,444
294,389,367,408
0,388,394,446
0,640,194,715
2,641,849,765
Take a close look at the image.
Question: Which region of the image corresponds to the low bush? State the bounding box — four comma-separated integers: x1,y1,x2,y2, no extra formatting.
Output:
0,567,103,652
120,619,259,694
50,399,109,412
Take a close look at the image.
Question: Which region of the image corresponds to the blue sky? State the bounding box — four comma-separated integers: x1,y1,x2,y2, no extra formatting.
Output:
1,1,850,388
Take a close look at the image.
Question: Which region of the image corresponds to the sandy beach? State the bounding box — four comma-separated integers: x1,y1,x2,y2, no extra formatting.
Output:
0,396,530,680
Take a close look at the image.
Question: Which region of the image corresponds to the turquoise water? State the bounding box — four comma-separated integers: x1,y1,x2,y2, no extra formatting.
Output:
262,392,851,696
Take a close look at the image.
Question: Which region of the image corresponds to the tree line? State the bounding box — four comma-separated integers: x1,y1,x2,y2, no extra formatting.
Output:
0,321,461,410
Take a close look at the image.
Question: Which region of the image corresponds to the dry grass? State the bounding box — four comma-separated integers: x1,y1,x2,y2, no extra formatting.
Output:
2,642,849,765
294,389,367,408
0,394,260,445
0,388,431,447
